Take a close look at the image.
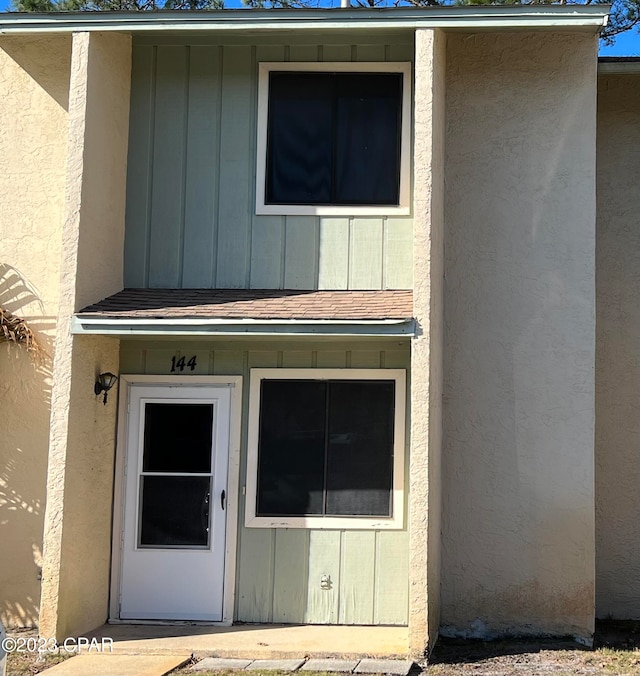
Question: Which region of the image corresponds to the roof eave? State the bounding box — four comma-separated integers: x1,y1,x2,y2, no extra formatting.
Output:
599,59,640,74
71,315,416,337
0,7,610,35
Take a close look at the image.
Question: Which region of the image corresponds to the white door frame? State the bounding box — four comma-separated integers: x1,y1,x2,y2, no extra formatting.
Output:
109,374,243,625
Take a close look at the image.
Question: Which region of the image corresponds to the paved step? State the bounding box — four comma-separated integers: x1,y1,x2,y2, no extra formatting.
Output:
189,656,416,674
38,653,191,676
301,659,360,672
245,658,306,671
192,658,253,671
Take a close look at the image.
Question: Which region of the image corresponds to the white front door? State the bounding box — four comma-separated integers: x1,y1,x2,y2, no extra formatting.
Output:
119,383,231,621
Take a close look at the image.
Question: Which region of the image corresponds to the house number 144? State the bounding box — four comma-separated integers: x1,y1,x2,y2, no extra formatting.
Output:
170,355,197,372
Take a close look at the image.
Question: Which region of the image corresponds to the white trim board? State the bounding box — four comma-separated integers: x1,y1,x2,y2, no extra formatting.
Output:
71,316,416,337
255,62,412,217
0,7,609,34
245,367,406,530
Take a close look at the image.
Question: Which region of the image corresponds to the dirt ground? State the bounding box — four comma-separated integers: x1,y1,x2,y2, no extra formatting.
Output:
6,621,640,676
424,621,640,676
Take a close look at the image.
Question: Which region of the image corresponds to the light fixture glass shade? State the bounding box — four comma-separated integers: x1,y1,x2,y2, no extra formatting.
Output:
95,372,119,404
99,372,118,390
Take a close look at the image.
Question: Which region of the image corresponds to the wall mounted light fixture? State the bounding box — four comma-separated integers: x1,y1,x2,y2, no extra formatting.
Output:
94,372,118,405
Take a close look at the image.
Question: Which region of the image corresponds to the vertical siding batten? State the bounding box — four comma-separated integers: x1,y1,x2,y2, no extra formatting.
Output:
236,348,280,621
384,218,413,289
350,219,384,289
183,46,221,288
355,43,387,62
178,46,191,287
339,531,376,624
284,216,320,289
273,529,310,622
375,530,410,624
251,45,286,289
124,44,155,288
287,43,320,62
305,530,342,624
148,46,188,288
216,45,253,288
318,218,350,290
321,44,353,62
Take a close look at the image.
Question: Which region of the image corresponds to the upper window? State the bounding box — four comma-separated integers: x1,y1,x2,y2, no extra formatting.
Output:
245,369,406,529
256,63,411,217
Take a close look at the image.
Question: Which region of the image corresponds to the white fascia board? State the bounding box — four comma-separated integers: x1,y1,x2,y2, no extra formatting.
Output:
71,315,416,337
0,7,609,35
599,61,640,74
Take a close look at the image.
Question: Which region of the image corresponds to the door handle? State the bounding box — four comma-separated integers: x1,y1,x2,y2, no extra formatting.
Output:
221,489,226,511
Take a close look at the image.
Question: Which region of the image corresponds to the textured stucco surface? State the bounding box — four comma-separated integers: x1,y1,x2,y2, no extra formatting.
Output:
409,28,446,659
0,34,71,627
39,31,131,639
595,74,640,619
441,32,597,640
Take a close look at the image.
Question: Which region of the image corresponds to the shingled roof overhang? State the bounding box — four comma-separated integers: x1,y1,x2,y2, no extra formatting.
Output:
0,6,609,35
72,289,415,338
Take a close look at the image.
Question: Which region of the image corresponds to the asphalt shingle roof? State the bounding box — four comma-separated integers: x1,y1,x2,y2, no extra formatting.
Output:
78,289,414,321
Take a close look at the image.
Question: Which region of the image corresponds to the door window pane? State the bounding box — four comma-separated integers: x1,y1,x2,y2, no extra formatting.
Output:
139,476,211,547
143,403,213,473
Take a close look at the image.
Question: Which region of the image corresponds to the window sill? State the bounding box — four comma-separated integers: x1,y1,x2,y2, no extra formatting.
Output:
245,513,404,530
256,204,411,217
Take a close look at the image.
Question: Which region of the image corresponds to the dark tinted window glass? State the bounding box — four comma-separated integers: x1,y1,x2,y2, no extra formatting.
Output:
143,403,213,473
325,381,394,516
139,476,211,547
257,380,326,516
256,379,396,518
334,74,401,205
266,72,402,206
267,73,333,205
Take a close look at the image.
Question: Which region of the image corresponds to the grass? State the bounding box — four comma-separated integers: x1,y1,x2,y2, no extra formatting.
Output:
6,651,71,676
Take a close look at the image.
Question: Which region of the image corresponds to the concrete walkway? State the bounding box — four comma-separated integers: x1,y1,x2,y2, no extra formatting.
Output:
38,653,415,676
37,653,191,676
86,623,409,659
193,656,415,674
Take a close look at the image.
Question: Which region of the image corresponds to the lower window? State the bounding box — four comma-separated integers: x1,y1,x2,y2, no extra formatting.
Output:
246,369,406,529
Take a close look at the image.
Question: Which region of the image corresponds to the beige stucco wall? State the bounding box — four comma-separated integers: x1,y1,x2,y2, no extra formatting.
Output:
409,28,446,659
441,32,597,640
40,31,131,639
595,73,640,619
0,34,71,627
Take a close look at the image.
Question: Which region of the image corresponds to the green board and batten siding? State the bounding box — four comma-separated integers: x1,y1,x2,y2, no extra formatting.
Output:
120,339,410,625
122,33,413,626
123,35,414,291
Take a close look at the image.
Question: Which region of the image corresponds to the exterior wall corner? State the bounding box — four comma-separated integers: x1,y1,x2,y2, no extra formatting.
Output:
409,27,446,659
39,30,131,639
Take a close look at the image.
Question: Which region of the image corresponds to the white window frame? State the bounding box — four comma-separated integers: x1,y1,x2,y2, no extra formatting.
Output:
245,368,406,530
256,62,412,217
